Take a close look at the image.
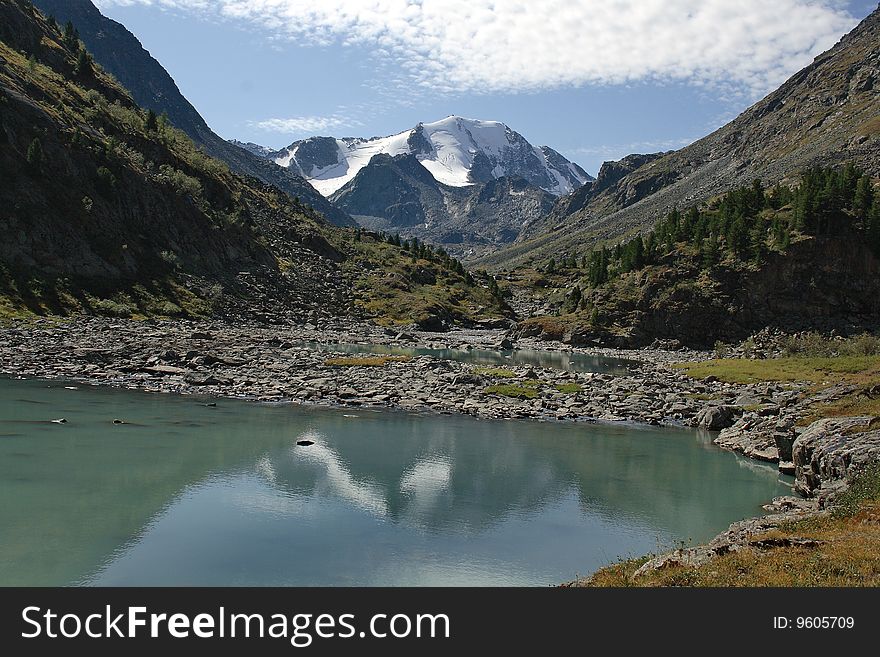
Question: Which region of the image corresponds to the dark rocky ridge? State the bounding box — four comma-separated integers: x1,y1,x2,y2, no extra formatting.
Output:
332,154,556,256
32,0,356,227
482,7,880,269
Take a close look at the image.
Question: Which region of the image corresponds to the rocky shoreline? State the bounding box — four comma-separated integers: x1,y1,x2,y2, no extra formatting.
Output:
1,316,808,427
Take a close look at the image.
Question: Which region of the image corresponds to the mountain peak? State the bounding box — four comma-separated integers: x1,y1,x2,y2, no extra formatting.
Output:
261,117,592,197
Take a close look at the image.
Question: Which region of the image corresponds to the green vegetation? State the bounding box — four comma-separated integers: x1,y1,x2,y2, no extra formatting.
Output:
585,466,880,587
779,332,880,358
342,231,509,327
676,356,880,385
0,3,507,326
475,367,516,379
554,383,583,394
323,356,411,367
484,383,540,399
679,333,880,424
25,136,43,173
542,167,878,310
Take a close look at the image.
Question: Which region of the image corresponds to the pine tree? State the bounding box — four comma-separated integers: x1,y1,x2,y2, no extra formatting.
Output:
854,176,874,221
565,286,582,313
632,235,645,270
74,47,92,77
868,197,880,258
145,109,159,132
62,21,79,50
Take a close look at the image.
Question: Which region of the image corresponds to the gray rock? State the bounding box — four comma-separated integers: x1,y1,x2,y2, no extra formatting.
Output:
792,417,880,497
695,405,740,430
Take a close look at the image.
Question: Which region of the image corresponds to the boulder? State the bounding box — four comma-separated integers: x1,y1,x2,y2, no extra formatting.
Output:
496,337,515,351
714,412,788,462
695,405,740,430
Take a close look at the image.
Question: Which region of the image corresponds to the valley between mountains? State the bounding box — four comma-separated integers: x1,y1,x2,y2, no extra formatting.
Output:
2,0,880,586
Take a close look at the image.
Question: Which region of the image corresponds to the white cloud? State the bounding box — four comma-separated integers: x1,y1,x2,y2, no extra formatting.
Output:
250,115,357,134
570,137,697,159
95,0,859,98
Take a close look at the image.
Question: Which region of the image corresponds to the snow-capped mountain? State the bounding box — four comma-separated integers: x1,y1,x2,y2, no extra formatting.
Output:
265,116,592,198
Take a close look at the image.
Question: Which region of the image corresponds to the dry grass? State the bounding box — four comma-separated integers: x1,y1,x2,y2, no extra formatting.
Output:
801,393,880,426
585,467,880,587
323,356,411,367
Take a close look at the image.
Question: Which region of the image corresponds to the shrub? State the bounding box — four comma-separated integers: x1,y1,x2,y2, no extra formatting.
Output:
157,165,203,199
26,137,43,174
95,166,116,196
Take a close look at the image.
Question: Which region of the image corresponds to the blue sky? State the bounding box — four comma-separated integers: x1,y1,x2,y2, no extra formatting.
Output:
94,1,876,175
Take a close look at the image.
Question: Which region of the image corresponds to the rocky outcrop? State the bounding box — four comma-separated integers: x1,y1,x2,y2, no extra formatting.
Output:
631,502,823,577
792,416,880,497
513,234,880,349
620,415,880,581
715,415,791,463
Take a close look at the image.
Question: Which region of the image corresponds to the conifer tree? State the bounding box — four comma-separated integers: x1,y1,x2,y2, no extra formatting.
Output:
145,109,159,132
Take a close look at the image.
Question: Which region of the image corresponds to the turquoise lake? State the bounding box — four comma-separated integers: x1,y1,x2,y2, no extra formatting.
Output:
0,378,790,586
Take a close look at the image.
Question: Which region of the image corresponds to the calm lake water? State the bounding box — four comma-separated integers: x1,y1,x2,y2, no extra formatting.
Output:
0,378,790,586
298,342,639,375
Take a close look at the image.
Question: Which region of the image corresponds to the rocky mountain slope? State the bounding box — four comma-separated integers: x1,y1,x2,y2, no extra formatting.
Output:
32,0,355,227
481,6,880,269
330,153,557,254
0,0,506,328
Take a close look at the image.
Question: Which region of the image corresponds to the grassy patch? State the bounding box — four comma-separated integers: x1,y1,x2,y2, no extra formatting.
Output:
323,356,411,367
675,356,880,385
585,467,880,587
800,392,880,426
554,383,583,394
475,367,517,379
484,383,540,399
